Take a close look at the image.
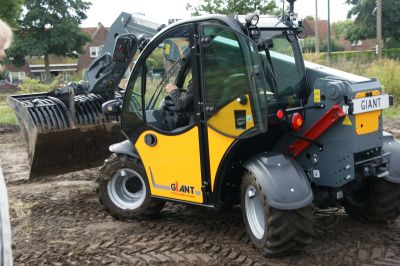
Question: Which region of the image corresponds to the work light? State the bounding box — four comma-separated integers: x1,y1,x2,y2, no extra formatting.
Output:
245,14,259,27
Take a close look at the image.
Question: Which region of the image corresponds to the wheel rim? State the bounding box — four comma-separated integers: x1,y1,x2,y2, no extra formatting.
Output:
245,185,265,239
107,168,146,210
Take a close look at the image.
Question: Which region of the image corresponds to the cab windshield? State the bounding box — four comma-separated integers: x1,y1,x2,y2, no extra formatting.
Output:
259,29,308,107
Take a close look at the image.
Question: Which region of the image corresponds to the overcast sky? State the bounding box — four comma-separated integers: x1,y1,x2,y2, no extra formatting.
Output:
81,0,351,27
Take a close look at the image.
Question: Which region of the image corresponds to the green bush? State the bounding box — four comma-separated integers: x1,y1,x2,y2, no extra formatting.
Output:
320,41,345,53
64,72,84,83
20,76,62,93
0,70,8,80
147,48,165,69
386,38,400,49
302,37,316,53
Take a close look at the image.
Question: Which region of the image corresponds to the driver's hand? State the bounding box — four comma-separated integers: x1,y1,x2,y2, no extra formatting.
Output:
165,83,177,93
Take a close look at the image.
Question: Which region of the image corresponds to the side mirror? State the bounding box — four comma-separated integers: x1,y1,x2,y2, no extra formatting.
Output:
102,99,122,115
163,39,180,62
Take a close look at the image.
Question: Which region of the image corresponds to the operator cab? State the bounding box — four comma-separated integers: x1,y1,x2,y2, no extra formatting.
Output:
122,17,271,140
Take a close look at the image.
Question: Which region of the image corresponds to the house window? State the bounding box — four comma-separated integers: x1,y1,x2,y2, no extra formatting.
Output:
90,46,102,58
351,40,363,47
7,72,25,84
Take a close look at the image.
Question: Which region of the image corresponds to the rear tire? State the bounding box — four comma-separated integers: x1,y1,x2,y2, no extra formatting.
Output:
343,178,400,222
98,154,165,220
240,172,315,257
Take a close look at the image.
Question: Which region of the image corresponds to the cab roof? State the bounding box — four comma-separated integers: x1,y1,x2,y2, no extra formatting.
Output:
158,14,290,37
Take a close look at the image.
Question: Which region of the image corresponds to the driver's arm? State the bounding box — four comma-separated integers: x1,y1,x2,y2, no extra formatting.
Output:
166,80,194,110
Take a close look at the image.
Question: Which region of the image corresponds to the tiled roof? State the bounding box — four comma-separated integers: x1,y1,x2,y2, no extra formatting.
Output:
81,27,97,36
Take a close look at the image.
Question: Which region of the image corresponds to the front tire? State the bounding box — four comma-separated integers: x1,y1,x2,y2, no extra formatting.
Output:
343,178,400,222
98,154,165,220
241,172,315,257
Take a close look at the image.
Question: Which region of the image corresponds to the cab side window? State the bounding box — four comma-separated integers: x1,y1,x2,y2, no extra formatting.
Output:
201,24,268,138
202,26,251,109
123,24,194,134
122,65,143,135
144,37,190,111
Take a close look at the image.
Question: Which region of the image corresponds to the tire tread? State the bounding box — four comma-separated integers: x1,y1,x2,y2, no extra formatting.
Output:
241,172,315,257
344,178,400,222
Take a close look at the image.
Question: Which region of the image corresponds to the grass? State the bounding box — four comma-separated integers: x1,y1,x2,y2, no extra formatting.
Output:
383,104,400,119
0,76,63,126
0,103,16,125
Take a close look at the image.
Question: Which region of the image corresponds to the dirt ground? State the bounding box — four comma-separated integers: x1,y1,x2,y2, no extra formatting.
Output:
1,122,400,265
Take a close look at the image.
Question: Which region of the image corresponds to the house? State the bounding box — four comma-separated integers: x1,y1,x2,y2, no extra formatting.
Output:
341,38,376,51
78,23,109,71
5,23,109,83
302,18,374,51
302,18,329,40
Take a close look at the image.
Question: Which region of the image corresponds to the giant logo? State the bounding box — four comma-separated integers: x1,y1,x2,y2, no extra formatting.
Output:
170,182,195,194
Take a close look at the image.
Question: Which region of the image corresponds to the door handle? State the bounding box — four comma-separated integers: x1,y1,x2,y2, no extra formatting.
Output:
144,134,157,146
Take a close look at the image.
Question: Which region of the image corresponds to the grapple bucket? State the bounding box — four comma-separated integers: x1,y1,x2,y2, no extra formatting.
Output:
8,92,124,179
5,14,154,179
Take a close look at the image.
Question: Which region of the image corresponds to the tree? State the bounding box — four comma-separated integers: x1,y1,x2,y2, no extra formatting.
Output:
332,19,353,40
8,0,91,81
0,0,24,27
345,0,400,44
187,0,279,16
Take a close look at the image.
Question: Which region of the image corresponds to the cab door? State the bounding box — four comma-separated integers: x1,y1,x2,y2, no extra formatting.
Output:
198,24,269,190
121,23,204,204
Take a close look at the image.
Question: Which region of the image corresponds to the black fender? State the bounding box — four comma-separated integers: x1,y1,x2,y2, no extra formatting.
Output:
243,153,314,210
382,131,400,184
109,140,140,158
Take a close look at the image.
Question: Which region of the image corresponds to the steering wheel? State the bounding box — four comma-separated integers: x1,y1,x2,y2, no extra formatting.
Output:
159,86,188,111
160,88,192,131
157,95,178,131
161,95,176,114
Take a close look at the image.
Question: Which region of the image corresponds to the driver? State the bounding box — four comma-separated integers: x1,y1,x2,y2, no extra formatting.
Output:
165,80,194,113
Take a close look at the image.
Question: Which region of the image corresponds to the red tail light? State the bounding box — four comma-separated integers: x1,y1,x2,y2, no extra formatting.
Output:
291,113,304,131
277,109,284,120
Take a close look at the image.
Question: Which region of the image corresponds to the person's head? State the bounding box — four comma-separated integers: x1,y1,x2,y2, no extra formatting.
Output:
0,19,13,72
